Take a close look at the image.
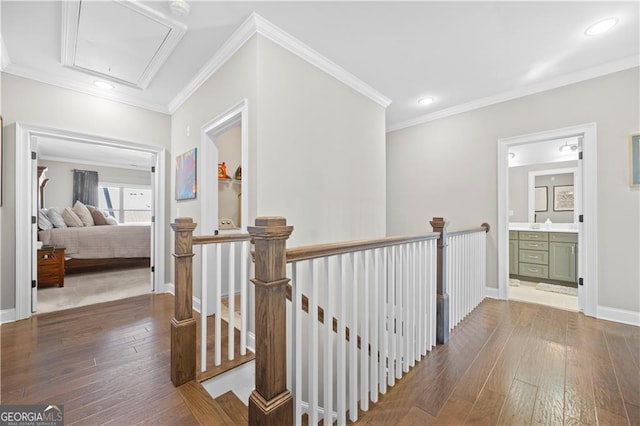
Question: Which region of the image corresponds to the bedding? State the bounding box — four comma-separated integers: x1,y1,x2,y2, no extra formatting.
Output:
38,224,150,259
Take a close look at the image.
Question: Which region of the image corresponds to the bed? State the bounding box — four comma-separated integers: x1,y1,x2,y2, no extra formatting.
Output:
38,224,151,272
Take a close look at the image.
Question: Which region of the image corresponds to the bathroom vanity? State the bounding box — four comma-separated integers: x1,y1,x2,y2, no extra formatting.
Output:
509,225,578,286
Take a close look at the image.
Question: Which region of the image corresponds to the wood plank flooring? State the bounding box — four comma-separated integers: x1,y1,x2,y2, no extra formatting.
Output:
2,294,638,425
357,298,640,425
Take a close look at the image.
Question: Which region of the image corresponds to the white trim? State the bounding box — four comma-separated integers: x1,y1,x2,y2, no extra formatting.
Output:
1,309,16,324
596,306,640,327
164,282,203,314
61,0,187,89
252,13,391,109
38,154,151,172
2,65,170,114
13,123,167,320
201,99,249,234
168,15,257,113
168,13,391,114
484,286,501,299
497,123,597,317
246,331,256,353
388,56,639,133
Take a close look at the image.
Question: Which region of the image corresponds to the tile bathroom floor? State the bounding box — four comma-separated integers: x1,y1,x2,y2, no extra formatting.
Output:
509,279,578,312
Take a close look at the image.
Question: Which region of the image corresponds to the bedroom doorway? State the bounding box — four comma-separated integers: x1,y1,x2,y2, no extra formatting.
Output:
13,123,167,320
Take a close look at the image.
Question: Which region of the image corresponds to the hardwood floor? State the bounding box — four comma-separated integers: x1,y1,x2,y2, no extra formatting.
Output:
357,298,640,426
0,294,197,425
2,294,638,425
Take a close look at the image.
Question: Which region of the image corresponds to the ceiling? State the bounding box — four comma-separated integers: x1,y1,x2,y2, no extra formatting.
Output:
509,136,580,168
2,1,638,133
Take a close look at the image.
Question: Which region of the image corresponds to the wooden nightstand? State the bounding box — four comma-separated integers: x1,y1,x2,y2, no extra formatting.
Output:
37,247,65,288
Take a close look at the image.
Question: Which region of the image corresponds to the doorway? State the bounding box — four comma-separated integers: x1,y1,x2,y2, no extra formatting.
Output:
13,123,167,320
497,123,598,317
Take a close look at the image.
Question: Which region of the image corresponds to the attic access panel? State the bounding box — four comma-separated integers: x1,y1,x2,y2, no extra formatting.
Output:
62,0,186,89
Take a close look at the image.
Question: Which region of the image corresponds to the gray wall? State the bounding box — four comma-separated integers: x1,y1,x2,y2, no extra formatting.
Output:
1,73,171,312
534,173,574,223
39,160,151,211
387,67,640,313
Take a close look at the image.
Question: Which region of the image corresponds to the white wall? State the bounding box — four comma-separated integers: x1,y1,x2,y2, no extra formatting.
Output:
1,73,171,312
255,36,387,246
39,160,151,210
387,67,640,313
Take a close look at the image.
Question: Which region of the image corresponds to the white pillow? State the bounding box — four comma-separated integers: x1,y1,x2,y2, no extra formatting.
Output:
38,209,53,230
46,208,67,228
62,207,84,227
73,200,94,226
105,216,118,226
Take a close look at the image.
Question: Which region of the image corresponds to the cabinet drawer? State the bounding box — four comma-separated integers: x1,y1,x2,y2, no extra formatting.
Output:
518,241,548,251
549,232,578,243
519,263,549,279
519,249,548,265
509,231,519,240
519,231,549,241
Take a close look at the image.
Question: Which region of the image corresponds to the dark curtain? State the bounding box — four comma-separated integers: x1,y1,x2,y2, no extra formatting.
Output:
73,170,99,206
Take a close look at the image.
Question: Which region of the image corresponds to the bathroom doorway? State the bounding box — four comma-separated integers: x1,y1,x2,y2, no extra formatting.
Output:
497,123,598,316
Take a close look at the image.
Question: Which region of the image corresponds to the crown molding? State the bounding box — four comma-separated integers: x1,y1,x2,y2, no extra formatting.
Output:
2,64,170,114
167,13,258,113
252,13,391,108
168,12,391,113
387,55,640,133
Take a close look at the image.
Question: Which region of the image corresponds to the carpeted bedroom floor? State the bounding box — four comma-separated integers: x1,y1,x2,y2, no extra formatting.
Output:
36,267,151,314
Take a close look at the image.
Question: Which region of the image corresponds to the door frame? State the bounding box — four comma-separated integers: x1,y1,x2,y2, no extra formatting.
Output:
14,123,167,320
497,122,597,316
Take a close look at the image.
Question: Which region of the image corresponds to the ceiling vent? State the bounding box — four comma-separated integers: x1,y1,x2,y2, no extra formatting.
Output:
61,0,187,89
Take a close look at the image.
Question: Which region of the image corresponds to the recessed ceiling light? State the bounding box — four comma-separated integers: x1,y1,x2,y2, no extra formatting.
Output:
584,17,618,36
169,0,191,17
94,80,114,90
418,97,435,106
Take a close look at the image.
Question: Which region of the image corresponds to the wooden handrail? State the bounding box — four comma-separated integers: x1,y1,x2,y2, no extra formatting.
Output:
286,233,439,263
447,223,490,237
193,233,250,245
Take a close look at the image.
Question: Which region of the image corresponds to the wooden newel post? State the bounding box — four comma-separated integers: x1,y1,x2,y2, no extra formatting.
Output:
247,217,294,426
430,217,449,344
170,217,198,386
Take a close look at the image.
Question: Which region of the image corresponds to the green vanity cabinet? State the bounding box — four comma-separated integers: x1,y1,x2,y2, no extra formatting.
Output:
509,231,518,276
549,233,578,283
511,230,577,284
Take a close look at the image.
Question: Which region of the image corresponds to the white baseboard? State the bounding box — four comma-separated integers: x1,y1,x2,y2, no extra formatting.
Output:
247,331,256,353
1,308,16,324
485,286,501,299
597,305,640,327
164,282,201,314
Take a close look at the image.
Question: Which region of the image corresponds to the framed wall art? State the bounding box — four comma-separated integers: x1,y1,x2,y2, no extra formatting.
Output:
553,185,574,211
534,186,548,212
175,148,197,200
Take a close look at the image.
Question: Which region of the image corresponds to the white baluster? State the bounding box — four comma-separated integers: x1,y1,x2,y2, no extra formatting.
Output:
215,243,222,366
310,260,319,425
337,254,347,425
349,252,358,422
370,248,380,403
228,242,235,361
240,240,248,356
291,263,303,423
361,250,369,411
322,257,333,423
380,247,388,394
201,245,208,373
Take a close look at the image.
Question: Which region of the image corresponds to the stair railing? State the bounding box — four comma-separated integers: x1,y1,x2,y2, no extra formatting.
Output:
169,218,251,386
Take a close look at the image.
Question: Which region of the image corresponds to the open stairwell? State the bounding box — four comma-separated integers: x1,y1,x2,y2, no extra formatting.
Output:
178,382,248,425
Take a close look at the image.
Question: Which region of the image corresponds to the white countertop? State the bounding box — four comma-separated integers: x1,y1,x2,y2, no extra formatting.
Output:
509,222,579,233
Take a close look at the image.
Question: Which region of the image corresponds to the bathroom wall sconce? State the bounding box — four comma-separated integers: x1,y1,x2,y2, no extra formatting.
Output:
559,141,579,152
508,152,516,159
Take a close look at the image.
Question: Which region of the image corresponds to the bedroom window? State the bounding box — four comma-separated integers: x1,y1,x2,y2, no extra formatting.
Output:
98,184,152,223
